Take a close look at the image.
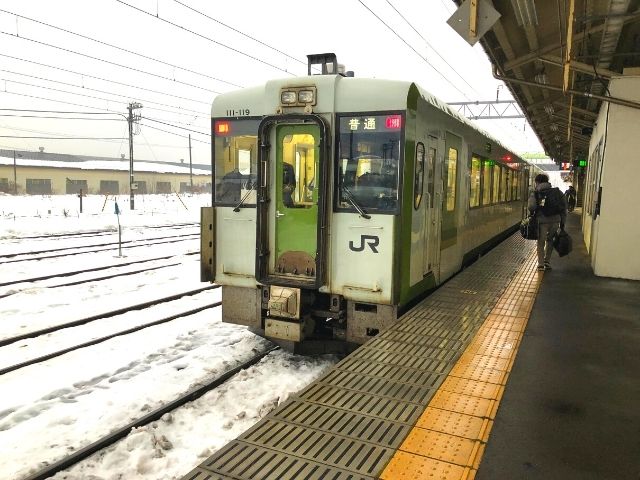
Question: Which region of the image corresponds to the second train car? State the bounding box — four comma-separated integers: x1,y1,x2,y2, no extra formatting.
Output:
201,53,530,353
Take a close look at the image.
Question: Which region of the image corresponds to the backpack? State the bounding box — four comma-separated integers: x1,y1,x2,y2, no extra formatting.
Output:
536,187,564,216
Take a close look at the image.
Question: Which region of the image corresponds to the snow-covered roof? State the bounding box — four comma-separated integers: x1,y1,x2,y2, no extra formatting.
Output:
0,155,211,175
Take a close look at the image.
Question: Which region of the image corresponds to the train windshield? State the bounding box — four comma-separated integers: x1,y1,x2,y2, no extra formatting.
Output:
336,113,403,213
213,118,260,206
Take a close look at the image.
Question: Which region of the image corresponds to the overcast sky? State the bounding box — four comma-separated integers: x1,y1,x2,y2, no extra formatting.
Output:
0,0,543,164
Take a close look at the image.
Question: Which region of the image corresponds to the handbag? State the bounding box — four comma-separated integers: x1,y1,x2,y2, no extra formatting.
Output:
553,228,572,256
520,214,538,240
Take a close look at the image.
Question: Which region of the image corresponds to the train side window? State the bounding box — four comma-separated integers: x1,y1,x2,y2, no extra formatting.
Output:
414,142,425,210
493,164,501,204
446,147,458,211
469,155,481,208
482,160,492,205
427,147,436,208
512,170,519,200
503,168,511,202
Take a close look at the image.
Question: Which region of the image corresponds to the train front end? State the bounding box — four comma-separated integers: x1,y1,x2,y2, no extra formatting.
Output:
201,55,408,353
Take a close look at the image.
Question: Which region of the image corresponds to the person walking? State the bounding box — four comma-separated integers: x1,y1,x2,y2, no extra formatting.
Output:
528,173,567,271
565,185,577,212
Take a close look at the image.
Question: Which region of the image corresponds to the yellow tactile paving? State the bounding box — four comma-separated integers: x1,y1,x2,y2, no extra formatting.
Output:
416,408,492,441
401,429,483,467
380,451,474,480
380,250,543,479
449,362,508,385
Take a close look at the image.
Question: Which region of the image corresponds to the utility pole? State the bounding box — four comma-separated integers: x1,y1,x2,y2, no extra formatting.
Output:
127,102,143,210
13,150,17,195
188,134,193,193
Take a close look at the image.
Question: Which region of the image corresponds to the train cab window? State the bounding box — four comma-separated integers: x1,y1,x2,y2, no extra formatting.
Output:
414,142,425,209
336,113,402,213
213,118,260,206
469,155,481,208
493,164,501,204
482,160,492,205
446,147,458,211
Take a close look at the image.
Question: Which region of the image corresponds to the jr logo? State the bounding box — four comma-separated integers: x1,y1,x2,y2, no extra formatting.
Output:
349,235,380,253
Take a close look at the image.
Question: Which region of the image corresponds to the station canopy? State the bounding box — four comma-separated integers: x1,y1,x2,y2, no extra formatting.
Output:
459,0,640,164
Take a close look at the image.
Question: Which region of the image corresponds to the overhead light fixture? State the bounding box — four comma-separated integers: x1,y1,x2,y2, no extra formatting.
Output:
550,123,558,132
510,0,539,26
544,104,555,115
535,72,547,84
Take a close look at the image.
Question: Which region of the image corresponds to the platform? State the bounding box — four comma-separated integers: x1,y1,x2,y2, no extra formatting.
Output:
181,212,639,480
476,210,640,479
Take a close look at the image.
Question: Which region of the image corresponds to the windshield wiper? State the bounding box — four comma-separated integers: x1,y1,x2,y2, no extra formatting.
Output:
233,180,254,212
342,185,371,219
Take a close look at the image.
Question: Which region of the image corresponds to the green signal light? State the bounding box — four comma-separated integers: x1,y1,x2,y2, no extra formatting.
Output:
578,160,587,167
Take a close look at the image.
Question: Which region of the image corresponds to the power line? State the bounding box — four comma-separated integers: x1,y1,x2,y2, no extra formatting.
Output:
1,78,208,118
0,53,211,106
1,90,128,114
0,31,220,94
0,108,122,115
114,0,296,76
385,0,479,96
0,114,124,120
1,71,209,116
0,135,126,140
140,123,210,144
171,0,306,67
0,8,242,89
356,0,470,100
143,116,209,136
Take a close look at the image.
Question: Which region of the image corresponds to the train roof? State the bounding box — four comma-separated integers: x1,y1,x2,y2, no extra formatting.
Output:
212,75,525,164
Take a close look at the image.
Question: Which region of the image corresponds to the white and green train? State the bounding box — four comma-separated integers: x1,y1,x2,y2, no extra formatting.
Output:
201,54,531,353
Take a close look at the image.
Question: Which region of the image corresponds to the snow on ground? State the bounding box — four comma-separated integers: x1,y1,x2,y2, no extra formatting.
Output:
0,194,339,480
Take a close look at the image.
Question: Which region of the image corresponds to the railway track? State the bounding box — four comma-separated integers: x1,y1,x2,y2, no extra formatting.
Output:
0,222,199,242
0,251,198,288
0,284,219,348
21,345,279,480
0,233,199,263
0,300,221,375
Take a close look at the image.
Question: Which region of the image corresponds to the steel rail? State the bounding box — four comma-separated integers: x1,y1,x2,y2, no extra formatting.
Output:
21,345,279,480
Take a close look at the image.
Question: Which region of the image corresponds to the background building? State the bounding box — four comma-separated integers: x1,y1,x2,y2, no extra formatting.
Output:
0,149,211,195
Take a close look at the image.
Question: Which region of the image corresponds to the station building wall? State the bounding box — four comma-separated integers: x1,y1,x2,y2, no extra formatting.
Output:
584,69,640,280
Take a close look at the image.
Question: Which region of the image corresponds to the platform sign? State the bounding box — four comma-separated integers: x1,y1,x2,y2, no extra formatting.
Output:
447,0,501,46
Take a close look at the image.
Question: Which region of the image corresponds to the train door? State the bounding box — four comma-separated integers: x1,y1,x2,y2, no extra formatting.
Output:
424,139,440,280
275,125,319,275
256,117,328,288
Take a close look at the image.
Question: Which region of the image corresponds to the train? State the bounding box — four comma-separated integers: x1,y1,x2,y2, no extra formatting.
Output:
200,53,532,353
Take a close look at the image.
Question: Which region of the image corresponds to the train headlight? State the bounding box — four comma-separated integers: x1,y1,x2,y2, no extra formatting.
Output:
297,90,314,104
281,91,297,104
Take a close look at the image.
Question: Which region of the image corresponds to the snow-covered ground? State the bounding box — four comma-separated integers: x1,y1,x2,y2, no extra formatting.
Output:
0,193,338,480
